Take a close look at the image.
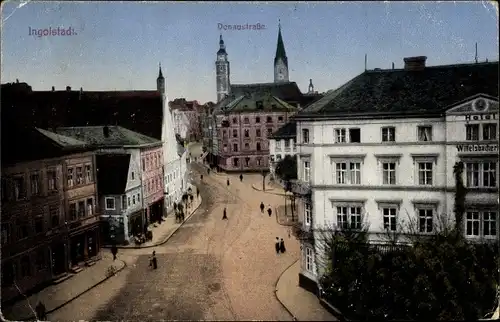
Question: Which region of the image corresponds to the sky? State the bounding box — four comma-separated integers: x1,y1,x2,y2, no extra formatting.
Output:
1,1,498,104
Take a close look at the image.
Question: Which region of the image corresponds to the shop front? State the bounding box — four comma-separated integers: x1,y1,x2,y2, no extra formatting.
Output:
148,198,165,224
101,216,126,245
69,223,101,266
128,210,144,239
50,240,67,276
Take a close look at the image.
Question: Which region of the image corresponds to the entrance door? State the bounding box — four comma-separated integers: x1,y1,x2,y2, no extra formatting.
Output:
70,235,85,266
51,243,66,276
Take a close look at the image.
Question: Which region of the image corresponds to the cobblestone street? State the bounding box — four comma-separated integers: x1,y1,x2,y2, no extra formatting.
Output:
47,164,300,321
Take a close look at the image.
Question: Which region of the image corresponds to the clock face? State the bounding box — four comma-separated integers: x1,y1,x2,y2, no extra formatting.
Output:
474,98,487,112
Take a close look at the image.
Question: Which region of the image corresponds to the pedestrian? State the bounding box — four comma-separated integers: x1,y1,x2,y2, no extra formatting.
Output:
275,237,280,255
267,207,272,217
201,174,204,181
207,168,210,175
239,174,243,182
280,238,286,253
227,178,230,186
150,251,158,269
36,301,46,321
222,207,228,220
260,202,265,213
197,189,200,198
111,244,118,261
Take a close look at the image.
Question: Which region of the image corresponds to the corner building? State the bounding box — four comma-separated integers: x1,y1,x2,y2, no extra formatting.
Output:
291,57,499,294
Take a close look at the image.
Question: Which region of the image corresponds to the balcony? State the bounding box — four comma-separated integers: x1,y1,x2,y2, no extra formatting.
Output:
292,221,314,242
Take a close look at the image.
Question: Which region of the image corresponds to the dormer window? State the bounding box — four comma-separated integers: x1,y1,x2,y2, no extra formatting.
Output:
256,101,264,110
232,117,238,124
278,116,284,122
255,117,261,123
266,116,273,123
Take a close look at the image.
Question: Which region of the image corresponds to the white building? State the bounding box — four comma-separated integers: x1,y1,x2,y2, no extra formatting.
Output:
157,65,190,213
269,121,297,177
170,99,201,140
292,57,499,294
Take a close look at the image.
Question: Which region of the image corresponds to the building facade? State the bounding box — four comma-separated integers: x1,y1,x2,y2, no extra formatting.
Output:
292,57,499,294
214,93,297,171
1,128,99,303
141,145,164,225
169,98,202,141
269,121,297,176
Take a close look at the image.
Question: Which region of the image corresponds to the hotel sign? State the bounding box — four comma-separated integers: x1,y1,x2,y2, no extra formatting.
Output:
464,113,497,122
456,144,498,153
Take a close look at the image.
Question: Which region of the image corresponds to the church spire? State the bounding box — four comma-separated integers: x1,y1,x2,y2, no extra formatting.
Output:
274,20,288,67
308,79,315,94
218,34,227,55
158,62,164,79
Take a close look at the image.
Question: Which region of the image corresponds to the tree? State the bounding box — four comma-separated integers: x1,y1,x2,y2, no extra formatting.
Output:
275,155,298,219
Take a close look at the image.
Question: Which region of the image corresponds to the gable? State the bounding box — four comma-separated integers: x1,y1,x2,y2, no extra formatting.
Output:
446,94,499,115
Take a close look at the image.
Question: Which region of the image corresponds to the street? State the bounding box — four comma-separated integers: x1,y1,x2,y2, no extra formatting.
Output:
48,158,299,321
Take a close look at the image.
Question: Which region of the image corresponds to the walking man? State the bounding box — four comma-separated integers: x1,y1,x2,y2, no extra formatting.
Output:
111,244,118,261
280,238,286,253
260,202,265,213
227,178,230,187
222,207,228,220
267,206,273,217
36,301,47,321
201,174,204,181
239,174,243,182
275,237,280,255
150,251,158,269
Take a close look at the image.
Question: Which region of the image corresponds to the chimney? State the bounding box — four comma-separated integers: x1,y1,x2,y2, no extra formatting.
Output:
392,62,395,69
52,86,55,92
66,86,71,91
16,79,19,83
103,126,110,138
403,56,427,71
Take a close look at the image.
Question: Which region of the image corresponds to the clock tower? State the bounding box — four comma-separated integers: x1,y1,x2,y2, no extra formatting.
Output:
216,34,230,102
274,21,289,83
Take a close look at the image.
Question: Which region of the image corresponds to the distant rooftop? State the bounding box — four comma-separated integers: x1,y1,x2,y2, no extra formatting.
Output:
270,121,296,139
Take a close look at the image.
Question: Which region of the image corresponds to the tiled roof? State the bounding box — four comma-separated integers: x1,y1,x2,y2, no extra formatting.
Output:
1,89,164,140
54,126,161,148
35,128,88,147
270,121,297,139
230,82,304,102
297,61,499,119
275,25,288,67
217,91,297,113
96,154,130,195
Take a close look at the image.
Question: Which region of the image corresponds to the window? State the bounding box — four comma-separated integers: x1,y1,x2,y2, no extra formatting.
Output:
256,158,261,166
142,159,145,171
483,211,497,237
50,206,59,228
302,129,309,143
305,202,312,226
418,209,433,233
466,162,497,188
67,168,74,187
223,144,228,152
244,117,250,124
335,161,361,184
383,208,397,231
382,162,396,185
303,161,310,182
20,256,31,277
87,198,94,215
76,167,83,184
30,172,40,196
270,155,275,162
131,172,135,180
105,197,115,210
34,217,44,234
233,143,238,152
483,123,497,140
232,117,237,124
466,211,480,237
2,224,10,245
47,170,57,191
256,129,261,137
418,162,433,185
382,127,395,142
418,126,433,142
305,247,314,273
233,158,239,167
255,117,261,123
284,140,290,149
122,196,127,210
293,138,297,150
266,116,273,123
14,176,26,200
245,157,250,167
133,195,136,204
335,129,346,143
349,128,360,143
232,129,238,138
256,101,264,110
78,201,85,218
222,130,227,139
278,116,284,122
336,206,362,229
137,194,140,202
85,165,92,183
244,129,249,137
18,221,29,239
276,154,282,161
256,142,261,151
276,141,281,151
244,143,250,150
267,128,273,136
466,124,479,141
128,197,131,206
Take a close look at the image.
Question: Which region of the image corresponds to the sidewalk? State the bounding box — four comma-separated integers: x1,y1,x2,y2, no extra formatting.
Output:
106,194,202,249
2,252,126,321
276,260,337,321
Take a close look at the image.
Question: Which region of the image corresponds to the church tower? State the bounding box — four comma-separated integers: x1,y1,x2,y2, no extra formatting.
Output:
216,35,230,102
157,63,179,165
274,21,289,83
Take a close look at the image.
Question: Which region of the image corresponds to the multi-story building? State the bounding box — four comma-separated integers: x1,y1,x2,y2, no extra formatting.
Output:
214,92,297,171
269,121,297,176
292,57,499,295
169,98,203,141
53,126,164,244
1,127,99,303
